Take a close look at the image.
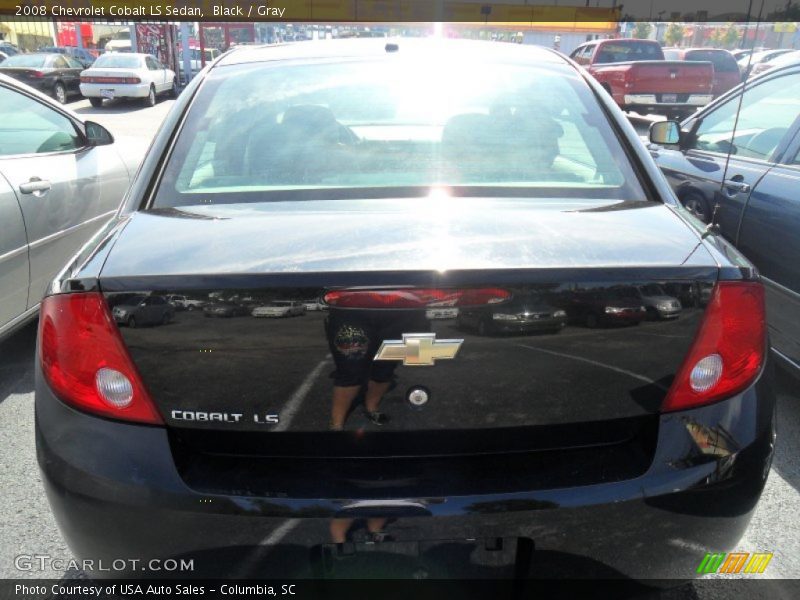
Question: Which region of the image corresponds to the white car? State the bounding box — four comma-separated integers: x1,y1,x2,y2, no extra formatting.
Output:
425,307,459,320
251,301,306,318
80,53,177,107
166,295,205,311
302,298,327,311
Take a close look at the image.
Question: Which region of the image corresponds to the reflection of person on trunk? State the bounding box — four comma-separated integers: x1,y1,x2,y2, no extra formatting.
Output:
330,517,389,544
325,309,428,430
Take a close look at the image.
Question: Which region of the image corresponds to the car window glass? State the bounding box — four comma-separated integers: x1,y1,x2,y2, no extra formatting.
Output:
693,73,800,160
52,55,69,69
154,57,648,207
595,41,661,64
2,54,47,67
686,50,739,73
0,86,82,156
93,54,141,69
66,57,83,69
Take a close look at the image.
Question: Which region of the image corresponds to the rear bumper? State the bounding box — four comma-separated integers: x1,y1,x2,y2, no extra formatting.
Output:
35,361,776,580
80,82,150,98
623,94,713,107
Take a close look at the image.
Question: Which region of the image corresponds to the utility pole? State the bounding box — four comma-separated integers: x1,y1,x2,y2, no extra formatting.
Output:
180,21,192,86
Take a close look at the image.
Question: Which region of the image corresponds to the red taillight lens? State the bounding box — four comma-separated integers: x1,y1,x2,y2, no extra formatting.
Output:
31,70,44,78
80,76,92,83
323,288,511,309
38,293,163,424
662,281,766,412
124,77,141,84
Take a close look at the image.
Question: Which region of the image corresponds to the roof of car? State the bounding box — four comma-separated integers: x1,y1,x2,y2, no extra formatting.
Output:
7,52,59,58
215,38,570,70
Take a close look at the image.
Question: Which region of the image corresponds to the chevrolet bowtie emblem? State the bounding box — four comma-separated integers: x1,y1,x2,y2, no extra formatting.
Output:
374,333,463,366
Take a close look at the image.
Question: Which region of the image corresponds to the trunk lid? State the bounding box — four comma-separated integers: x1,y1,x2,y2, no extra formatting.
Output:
100,199,716,456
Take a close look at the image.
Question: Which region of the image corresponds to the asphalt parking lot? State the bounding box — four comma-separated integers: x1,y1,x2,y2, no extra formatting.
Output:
0,98,799,596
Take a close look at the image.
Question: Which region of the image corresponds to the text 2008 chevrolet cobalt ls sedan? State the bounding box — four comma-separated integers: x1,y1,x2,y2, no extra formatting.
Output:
36,39,774,580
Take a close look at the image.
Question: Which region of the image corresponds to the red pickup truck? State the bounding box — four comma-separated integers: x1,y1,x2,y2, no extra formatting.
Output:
570,39,715,118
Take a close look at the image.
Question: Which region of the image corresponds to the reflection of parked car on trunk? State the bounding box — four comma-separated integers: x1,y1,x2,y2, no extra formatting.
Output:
166,294,204,311
634,284,682,320
112,295,173,328
425,307,459,320
252,300,306,318
203,301,249,318
566,287,647,328
457,293,566,335
302,298,327,311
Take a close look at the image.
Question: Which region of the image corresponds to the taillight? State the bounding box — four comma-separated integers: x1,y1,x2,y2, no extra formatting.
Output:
124,77,141,84
80,76,92,83
38,293,163,424
323,288,511,309
31,70,44,78
662,281,766,412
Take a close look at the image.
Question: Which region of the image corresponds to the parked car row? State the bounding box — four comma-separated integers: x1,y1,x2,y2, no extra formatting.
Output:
570,39,716,119
0,51,176,106
0,73,127,339
648,61,800,383
573,40,800,119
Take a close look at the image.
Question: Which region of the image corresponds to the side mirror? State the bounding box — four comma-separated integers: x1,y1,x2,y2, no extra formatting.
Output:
649,121,681,146
84,121,114,146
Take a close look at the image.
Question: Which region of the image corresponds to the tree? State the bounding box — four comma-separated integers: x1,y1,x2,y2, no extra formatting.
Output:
664,23,686,47
633,22,653,39
721,23,741,48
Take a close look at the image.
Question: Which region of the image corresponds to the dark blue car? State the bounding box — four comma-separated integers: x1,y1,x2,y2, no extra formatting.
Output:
652,64,800,383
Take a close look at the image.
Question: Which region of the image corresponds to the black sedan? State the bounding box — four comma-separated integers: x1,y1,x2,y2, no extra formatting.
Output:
0,52,83,103
456,292,566,335
36,39,774,581
111,295,174,328
651,63,800,384
39,46,97,69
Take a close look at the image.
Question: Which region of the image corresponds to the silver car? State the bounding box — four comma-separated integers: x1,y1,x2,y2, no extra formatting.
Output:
0,73,130,338
636,284,683,320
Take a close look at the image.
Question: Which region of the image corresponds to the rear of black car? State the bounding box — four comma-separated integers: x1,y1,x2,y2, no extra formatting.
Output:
0,53,64,95
35,40,775,581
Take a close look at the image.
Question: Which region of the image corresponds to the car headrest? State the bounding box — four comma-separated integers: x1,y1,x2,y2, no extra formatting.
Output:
281,105,340,142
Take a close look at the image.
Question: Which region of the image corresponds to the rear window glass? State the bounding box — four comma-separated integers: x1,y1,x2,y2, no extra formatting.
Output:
92,54,141,68
2,54,47,68
153,56,647,207
686,50,739,73
595,41,662,64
